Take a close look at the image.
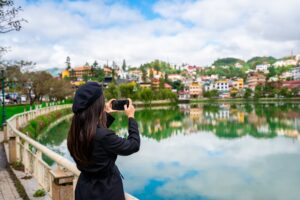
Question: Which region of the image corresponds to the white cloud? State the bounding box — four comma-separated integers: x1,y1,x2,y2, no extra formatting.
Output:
1,0,300,70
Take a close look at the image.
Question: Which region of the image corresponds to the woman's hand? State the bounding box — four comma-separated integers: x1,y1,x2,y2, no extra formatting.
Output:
124,98,135,118
105,99,116,113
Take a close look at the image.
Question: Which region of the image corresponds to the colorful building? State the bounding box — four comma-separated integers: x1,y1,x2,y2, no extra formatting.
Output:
189,82,202,98
246,72,266,90
72,66,93,78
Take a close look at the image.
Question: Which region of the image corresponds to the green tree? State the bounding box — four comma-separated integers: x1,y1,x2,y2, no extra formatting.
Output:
244,88,252,99
119,82,136,99
278,87,290,97
159,78,165,89
139,88,154,104
203,90,219,98
254,85,264,98
104,83,120,99
122,59,127,71
141,68,147,82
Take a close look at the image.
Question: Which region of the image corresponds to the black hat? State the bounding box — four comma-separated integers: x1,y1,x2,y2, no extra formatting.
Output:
72,82,103,114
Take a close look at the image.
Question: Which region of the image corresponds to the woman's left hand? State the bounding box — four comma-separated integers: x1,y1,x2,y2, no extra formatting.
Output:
105,99,116,113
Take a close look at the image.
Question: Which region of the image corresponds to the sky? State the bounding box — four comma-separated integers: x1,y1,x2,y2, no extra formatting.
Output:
1,0,300,69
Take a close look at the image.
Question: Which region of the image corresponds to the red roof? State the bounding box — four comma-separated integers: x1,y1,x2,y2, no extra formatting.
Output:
164,83,172,89
178,90,190,95
282,80,300,89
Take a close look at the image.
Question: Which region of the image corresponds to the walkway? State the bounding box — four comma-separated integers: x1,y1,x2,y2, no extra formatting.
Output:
0,132,22,200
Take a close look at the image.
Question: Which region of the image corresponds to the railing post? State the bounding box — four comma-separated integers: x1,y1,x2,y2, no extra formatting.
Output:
50,168,74,200
16,117,19,130
8,135,17,163
3,123,7,141
23,141,30,174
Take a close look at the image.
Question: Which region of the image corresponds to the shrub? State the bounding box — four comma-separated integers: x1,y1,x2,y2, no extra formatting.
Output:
33,189,46,197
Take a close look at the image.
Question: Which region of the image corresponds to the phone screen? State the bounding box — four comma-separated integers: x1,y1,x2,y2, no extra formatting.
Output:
112,100,129,110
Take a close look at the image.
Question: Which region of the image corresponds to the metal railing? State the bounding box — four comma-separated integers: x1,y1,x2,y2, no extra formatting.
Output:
5,105,137,200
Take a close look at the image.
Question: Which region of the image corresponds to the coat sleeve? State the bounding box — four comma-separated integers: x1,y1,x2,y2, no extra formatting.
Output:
106,112,115,128
101,117,140,156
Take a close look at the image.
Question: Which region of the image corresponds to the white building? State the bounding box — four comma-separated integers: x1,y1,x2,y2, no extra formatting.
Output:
168,74,183,82
292,66,300,80
204,80,229,92
256,64,270,72
274,59,298,67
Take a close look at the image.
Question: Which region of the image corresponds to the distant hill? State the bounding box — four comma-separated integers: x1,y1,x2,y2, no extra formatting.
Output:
246,56,277,68
140,60,179,74
212,58,245,67
46,68,62,77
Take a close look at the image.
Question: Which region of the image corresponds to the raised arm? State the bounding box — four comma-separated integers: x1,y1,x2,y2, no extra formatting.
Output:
101,118,140,155
101,98,140,155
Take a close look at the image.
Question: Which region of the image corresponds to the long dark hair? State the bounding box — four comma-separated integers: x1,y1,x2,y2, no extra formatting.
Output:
67,94,107,166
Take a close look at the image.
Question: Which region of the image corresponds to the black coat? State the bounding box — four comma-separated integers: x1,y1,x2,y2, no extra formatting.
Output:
75,113,140,200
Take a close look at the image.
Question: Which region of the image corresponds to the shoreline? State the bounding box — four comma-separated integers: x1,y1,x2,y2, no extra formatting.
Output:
133,97,300,107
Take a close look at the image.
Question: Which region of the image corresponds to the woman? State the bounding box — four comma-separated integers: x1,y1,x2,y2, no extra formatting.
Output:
67,82,140,200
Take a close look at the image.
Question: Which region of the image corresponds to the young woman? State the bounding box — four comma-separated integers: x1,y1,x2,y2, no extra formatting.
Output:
67,82,140,200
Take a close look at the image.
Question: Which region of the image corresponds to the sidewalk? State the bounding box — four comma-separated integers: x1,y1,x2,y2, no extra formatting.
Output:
0,132,22,200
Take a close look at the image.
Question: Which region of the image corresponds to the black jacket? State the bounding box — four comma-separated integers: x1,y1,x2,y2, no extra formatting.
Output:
75,113,140,200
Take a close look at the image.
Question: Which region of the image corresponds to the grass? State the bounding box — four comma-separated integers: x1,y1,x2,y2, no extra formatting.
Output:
11,161,25,172
6,165,30,200
0,100,73,128
33,189,46,197
21,108,72,139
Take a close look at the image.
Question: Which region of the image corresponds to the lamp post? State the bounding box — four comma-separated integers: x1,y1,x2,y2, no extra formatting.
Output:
50,87,53,104
26,80,33,105
0,64,7,126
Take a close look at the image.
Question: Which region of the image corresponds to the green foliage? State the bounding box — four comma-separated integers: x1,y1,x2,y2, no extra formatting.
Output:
140,59,179,74
33,189,46,197
267,65,293,79
171,80,184,91
254,85,264,98
11,161,24,171
203,66,247,79
244,88,252,99
104,83,120,99
139,88,154,103
119,82,138,100
104,82,177,102
278,87,291,97
247,56,277,69
203,90,219,98
94,68,105,82
213,57,245,67
21,108,72,139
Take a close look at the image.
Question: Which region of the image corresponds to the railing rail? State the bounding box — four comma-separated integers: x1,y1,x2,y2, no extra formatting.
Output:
5,104,137,200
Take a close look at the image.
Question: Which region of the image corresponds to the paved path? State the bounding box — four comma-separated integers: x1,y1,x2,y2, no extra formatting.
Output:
0,132,22,200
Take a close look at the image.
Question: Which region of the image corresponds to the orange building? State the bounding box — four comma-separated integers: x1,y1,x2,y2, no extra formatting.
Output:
72,66,93,78
246,72,266,90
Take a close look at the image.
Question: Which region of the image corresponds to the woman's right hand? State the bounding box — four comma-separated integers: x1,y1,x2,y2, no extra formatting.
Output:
124,98,135,118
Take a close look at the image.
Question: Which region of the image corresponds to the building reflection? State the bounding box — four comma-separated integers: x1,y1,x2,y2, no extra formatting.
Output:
118,103,300,141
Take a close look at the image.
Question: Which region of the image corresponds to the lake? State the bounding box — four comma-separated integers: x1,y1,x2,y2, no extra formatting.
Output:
37,102,300,200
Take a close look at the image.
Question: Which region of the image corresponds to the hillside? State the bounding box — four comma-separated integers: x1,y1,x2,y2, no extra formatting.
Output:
246,56,277,68
212,58,245,67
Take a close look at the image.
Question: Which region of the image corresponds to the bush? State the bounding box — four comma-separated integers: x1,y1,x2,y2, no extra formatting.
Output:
21,108,72,139
33,189,46,197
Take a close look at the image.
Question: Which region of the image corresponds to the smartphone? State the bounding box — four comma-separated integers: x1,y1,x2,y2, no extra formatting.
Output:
112,99,129,110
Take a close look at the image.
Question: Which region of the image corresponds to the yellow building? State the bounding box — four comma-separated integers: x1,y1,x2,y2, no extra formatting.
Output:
189,82,202,98
73,66,93,77
147,68,164,79
232,78,244,89
61,69,70,78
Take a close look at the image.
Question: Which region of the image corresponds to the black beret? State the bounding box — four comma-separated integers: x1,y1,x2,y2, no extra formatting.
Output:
72,82,103,114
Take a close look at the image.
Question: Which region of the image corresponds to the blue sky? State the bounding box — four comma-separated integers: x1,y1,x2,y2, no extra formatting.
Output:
1,0,300,69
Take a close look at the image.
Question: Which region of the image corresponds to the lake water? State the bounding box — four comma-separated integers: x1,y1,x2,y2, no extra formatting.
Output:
37,103,300,200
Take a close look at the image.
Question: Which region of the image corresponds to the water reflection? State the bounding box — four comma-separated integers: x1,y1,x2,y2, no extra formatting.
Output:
110,103,300,140
37,103,300,200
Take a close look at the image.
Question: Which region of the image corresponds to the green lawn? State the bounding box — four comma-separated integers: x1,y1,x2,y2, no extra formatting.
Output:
0,100,73,126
